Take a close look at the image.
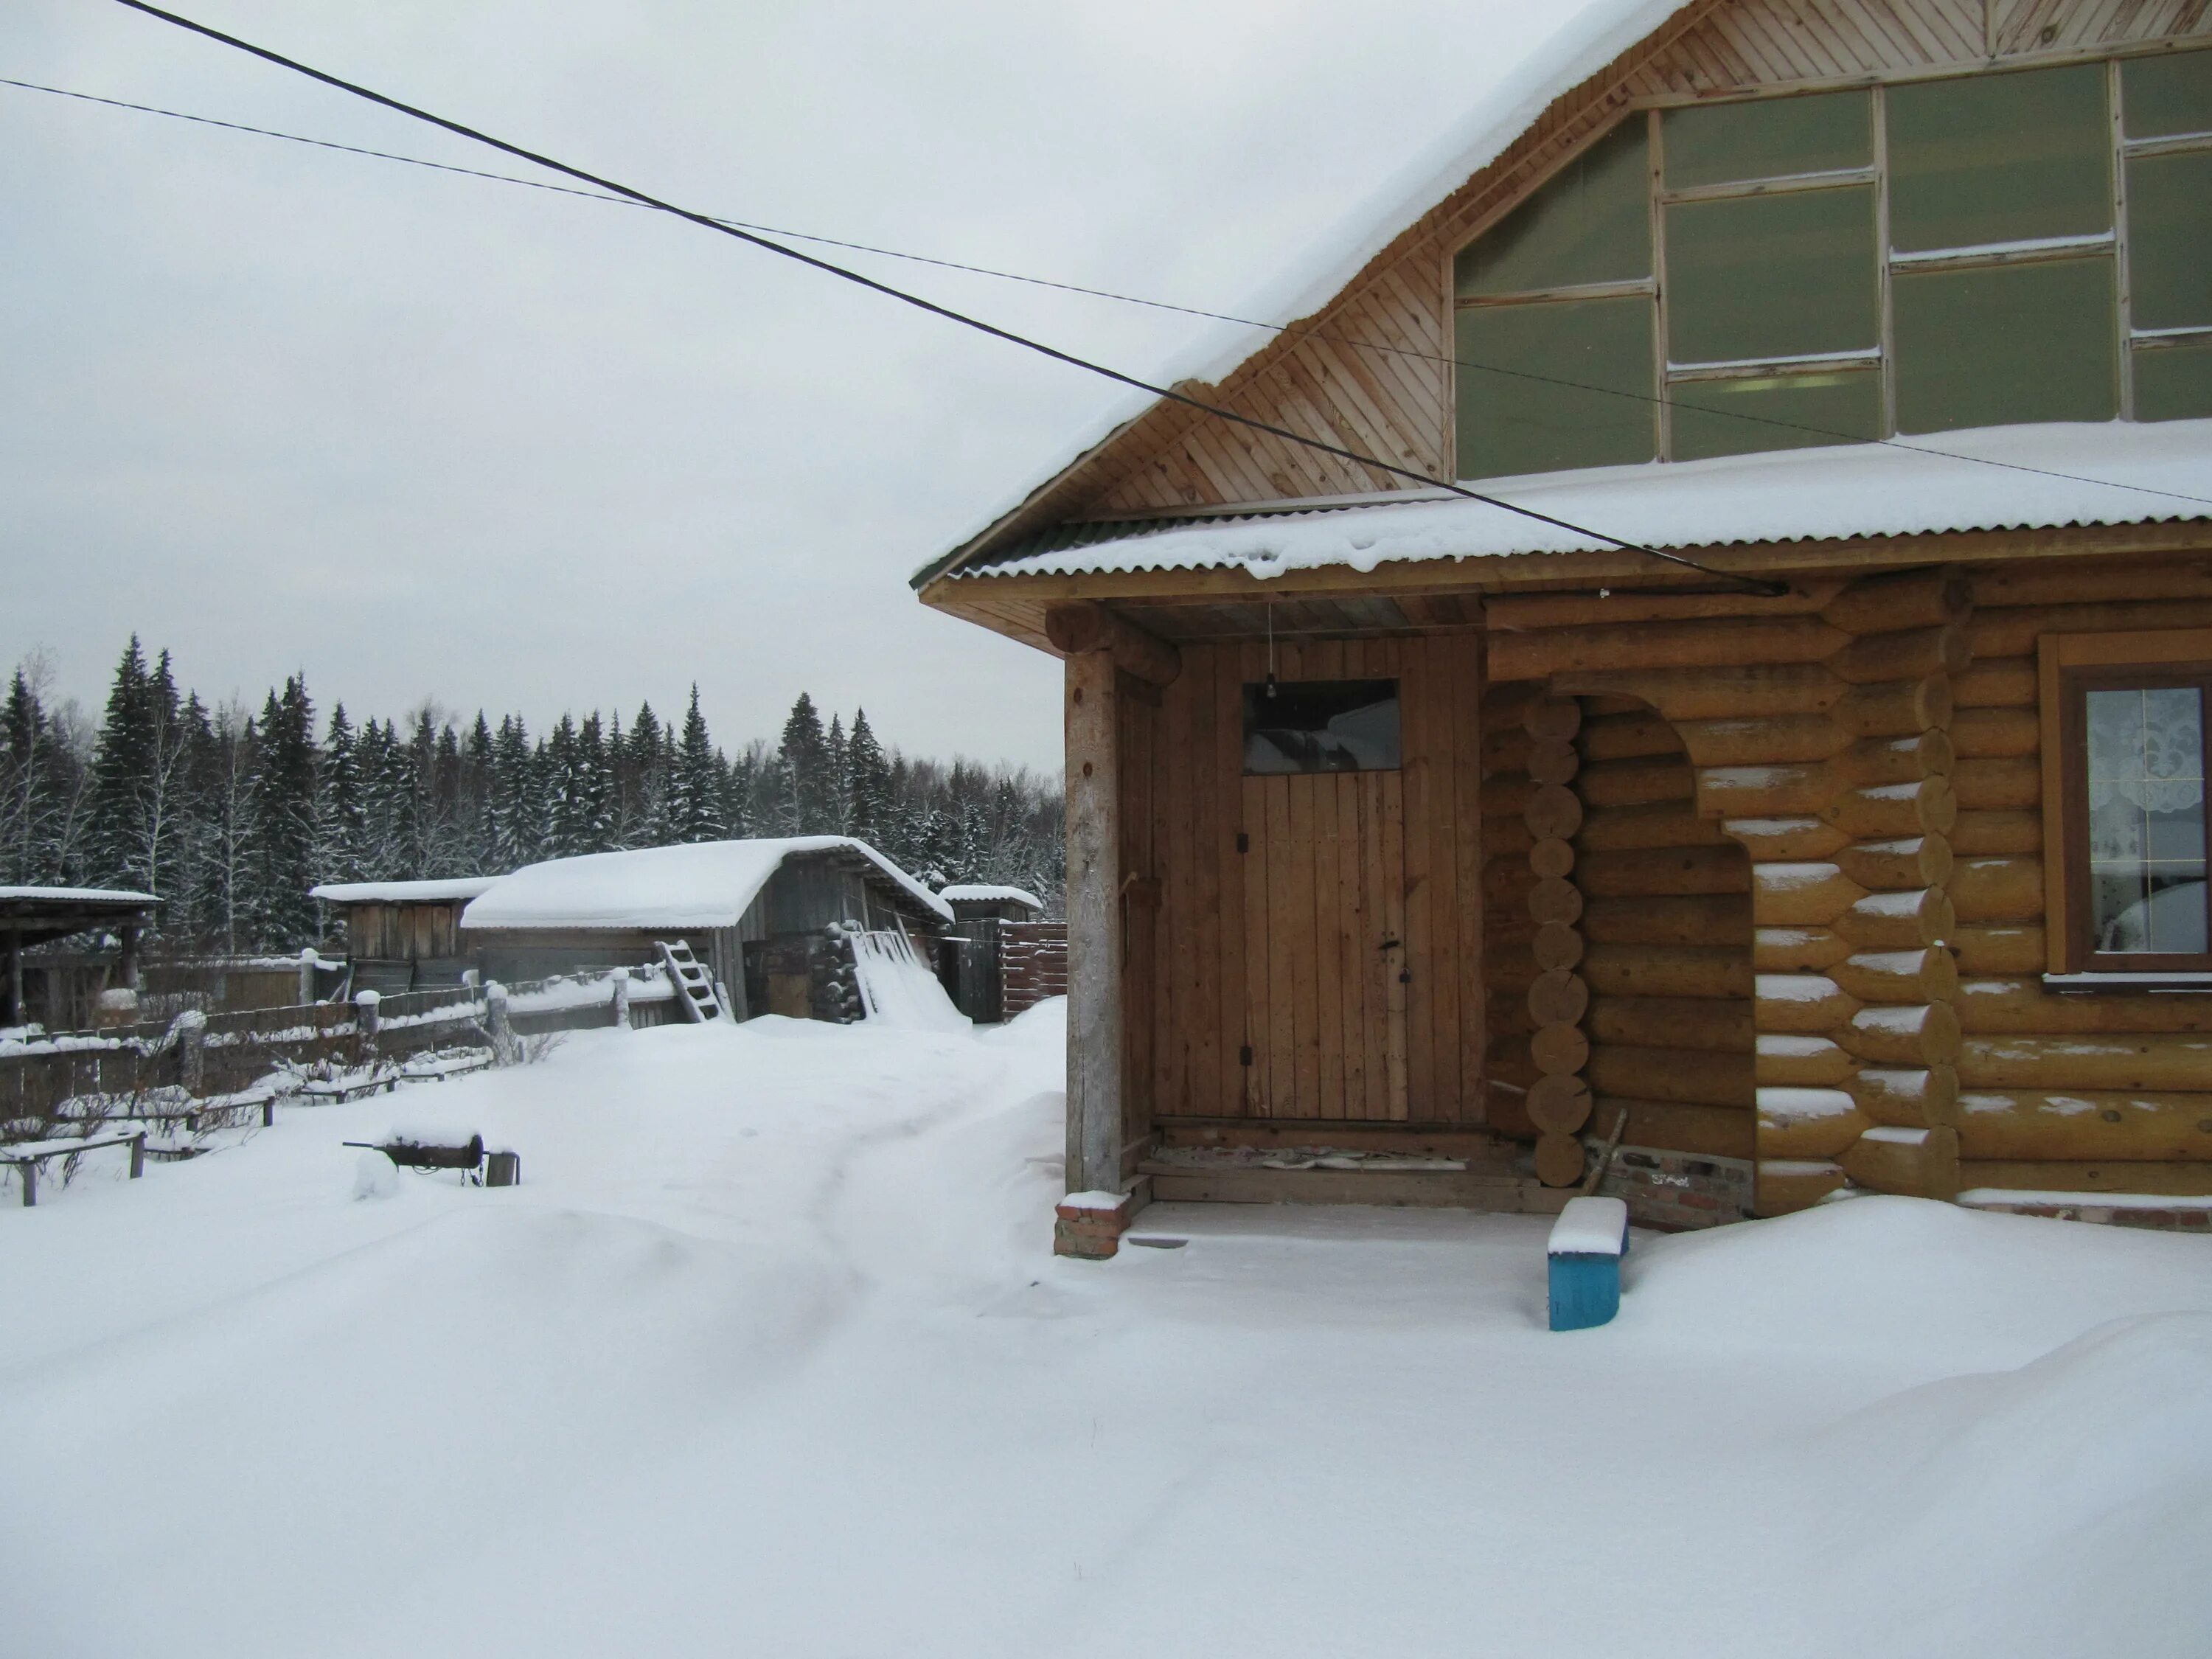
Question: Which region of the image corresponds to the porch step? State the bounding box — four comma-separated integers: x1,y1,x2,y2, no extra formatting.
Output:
1138,1160,1575,1214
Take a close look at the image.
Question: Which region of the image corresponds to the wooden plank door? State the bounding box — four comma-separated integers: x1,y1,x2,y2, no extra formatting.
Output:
1239,768,1409,1120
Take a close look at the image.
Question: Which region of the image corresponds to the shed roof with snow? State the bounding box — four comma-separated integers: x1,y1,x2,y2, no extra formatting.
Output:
459,838,953,932
310,877,500,905
938,883,1046,913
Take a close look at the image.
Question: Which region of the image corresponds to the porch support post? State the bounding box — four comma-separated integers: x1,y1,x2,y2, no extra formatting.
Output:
1062,646,1124,1210
5,925,21,1029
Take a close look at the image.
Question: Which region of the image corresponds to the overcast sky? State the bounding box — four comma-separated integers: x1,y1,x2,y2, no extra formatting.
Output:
2,0,1593,771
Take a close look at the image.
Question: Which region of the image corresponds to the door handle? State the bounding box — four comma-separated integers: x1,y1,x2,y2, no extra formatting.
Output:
1377,938,1402,951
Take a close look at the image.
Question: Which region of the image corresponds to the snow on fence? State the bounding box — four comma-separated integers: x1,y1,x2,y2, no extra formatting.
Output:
0,966,677,1139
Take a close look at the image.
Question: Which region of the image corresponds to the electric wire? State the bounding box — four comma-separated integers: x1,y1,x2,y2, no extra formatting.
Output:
13,72,2209,521
52,12,2212,552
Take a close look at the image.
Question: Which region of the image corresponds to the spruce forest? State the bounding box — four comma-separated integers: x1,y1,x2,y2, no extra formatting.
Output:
1,639,1065,950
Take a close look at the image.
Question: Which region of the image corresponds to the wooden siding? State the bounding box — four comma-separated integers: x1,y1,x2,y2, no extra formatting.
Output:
1140,634,1485,1127
1483,551,2212,1211
927,0,2210,585
344,900,463,961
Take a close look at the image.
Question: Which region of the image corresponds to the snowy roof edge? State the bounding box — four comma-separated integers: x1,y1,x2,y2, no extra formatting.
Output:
964,422,2212,582
910,0,1690,590
310,877,501,905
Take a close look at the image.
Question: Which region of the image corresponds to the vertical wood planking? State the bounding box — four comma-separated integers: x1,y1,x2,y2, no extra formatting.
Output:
1424,636,1466,1120
1156,647,1193,1118
1454,634,1489,1121
1186,646,1222,1116
1284,773,1321,1113
1267,776,1299,1115
1399,636,1436,1118
1380,764,1411,1119
1220,645,1251,1117
1337,770,1371,1119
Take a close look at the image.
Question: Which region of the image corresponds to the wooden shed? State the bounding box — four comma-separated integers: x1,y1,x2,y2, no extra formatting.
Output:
310,877,498,995
937,884,1047,1022
1,886,159,1032
914,1,2212,1253
457,838,951,1022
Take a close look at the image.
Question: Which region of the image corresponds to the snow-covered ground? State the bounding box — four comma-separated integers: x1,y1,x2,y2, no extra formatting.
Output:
4,999,2209,1659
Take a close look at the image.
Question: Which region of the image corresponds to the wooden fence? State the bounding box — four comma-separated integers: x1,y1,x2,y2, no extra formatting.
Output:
1001,921,1068,1019
0,973,677,1130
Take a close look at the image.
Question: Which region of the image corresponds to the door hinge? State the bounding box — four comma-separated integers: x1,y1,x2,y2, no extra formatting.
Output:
1236,832,1249,854
1239,1043,1253,1067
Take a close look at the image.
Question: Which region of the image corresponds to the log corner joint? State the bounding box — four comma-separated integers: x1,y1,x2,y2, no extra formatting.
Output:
1044,602,1181,687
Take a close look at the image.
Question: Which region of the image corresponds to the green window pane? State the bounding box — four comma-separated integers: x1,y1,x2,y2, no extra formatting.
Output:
2135,341,2212,422
1666,187,1877,364
1663,90,1871,189
1456,120,1649,296
1888,64,2110,252
1671,369,1882,461
2122,47,2212,139
1893,257,2117,433
1455,296,1655,479
2128,150,2212,330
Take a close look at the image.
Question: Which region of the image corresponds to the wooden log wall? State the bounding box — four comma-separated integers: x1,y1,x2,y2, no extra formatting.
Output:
1949,559,2212,1197
1571,698,1756,1180
1496,555,2212,1212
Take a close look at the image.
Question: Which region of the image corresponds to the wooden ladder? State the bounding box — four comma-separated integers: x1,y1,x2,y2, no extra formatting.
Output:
656,939,728,1022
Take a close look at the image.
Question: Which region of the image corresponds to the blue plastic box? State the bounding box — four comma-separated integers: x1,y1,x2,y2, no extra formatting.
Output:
1547,1196,1630,1332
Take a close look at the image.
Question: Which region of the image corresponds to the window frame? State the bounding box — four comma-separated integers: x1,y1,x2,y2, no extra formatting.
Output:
1240,678,1402,776
1447,46,2212,481
2039,628,2212,978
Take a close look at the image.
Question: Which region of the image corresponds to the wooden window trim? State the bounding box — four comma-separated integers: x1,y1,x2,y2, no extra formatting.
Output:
2039,627,2212,975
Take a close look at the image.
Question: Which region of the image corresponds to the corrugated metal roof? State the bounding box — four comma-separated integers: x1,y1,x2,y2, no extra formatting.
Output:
952,422,2212,583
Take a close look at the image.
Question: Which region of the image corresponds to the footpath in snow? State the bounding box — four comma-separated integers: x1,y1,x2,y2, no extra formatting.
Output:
3,995,2209,1659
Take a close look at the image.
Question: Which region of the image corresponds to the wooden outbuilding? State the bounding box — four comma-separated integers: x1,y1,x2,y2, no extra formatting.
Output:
0,887,159,1032
937,884,1048,1022
914,1,2212,1252
310,877,499,995
457,838,951,1022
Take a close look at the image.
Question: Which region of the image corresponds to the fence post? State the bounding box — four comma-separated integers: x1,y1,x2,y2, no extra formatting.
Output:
485,981,514,1064
175,1008,206,1096
298,947,318,1007
355,989,381,1043
611,973,631,1032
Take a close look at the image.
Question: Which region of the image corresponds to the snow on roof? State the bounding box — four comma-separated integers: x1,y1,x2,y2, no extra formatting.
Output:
937,884,1045,911
310,877,500,905
459,838,952,931
0,886,159,905
971,421,2212,581
922,0,1691,581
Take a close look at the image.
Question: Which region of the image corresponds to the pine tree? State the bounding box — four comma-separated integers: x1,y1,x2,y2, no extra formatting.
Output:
85,636,153,888
824,714,849,832
461,714,495,873
246,675,319,945
618,701,667,846
574,712,615,854
668,686,726,844
777,692,831,834
488,715,539,872
846,708,891,845
316,703,366,883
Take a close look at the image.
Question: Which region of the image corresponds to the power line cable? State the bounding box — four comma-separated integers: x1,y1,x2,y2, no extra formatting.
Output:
71,10,1796,595
14,74,2208,517
68,10,2212,550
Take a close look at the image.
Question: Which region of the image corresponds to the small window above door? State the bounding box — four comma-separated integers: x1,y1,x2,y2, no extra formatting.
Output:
1242,679,1401,774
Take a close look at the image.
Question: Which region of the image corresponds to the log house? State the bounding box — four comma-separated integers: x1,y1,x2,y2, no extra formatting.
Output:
913,0,2212,1253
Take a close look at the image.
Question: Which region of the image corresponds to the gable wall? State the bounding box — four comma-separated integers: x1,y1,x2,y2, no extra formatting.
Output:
1004,0,2207,538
